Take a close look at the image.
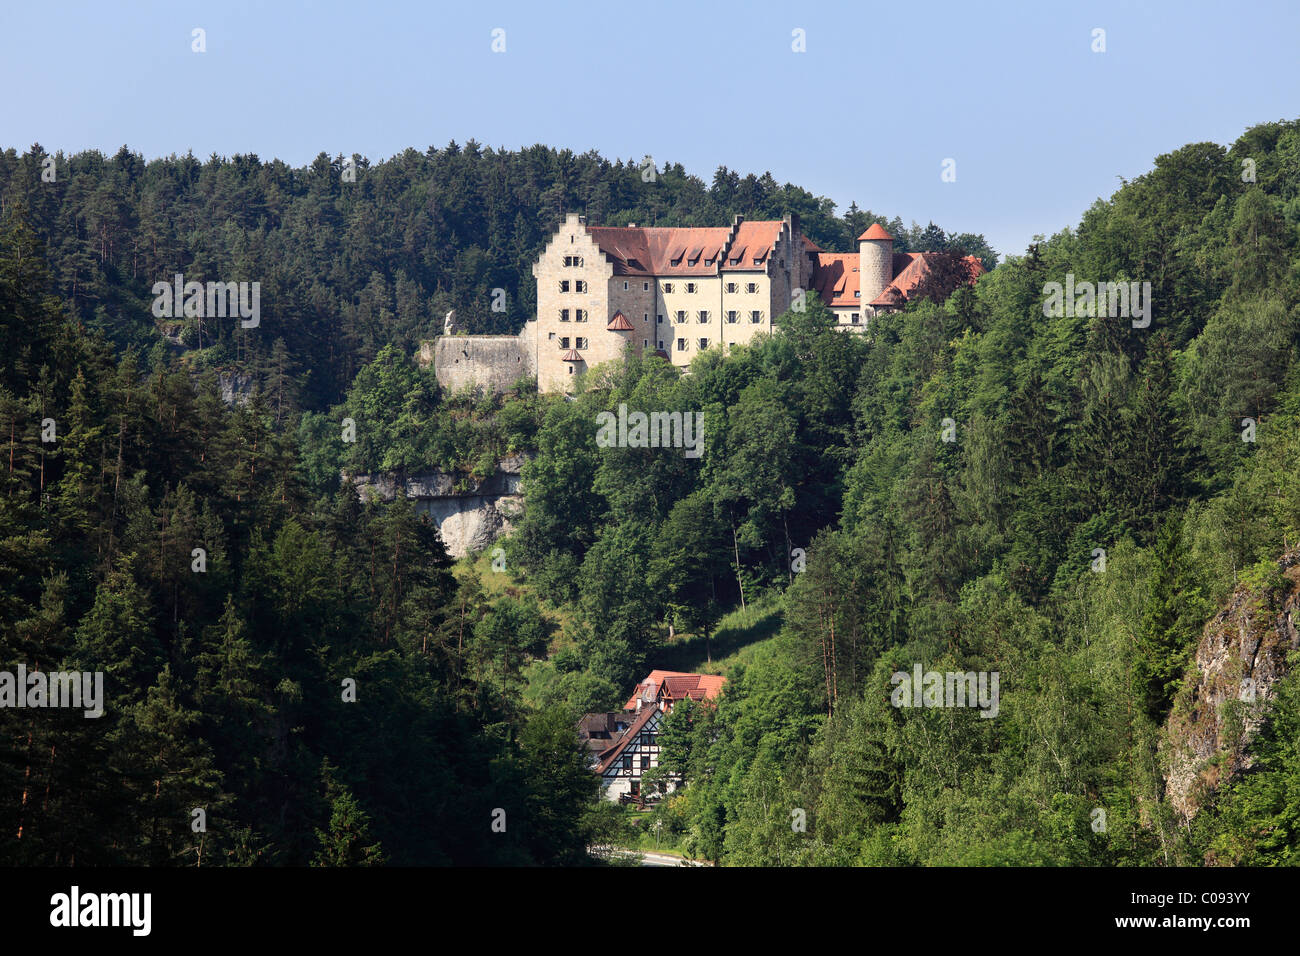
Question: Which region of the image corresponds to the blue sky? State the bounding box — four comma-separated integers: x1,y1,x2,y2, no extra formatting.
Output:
2,0,1297,258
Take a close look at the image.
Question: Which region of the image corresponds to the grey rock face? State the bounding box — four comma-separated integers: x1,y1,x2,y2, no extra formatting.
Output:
1163,551,1300,822
347,457,526,559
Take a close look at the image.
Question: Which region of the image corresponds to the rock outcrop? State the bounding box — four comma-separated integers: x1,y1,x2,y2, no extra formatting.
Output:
1163,550,1300,822
348,455,525,558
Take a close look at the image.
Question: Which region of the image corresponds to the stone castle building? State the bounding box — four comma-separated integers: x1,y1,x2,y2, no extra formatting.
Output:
429,212,984,394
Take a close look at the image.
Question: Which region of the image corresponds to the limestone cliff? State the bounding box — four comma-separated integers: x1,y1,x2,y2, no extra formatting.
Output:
347,454,525,559
1163,550,1300,822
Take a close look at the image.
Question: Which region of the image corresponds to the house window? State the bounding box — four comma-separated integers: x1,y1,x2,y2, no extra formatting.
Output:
559,280,570,293
657,340,664,349
746,282,758,293
676,311,686,323
576,309,588,322
697,311,709,323
657,314,664,324
643,282,649,291
560,337,570,349
622,756,632,773
630,780,640,795
559,309,570,322
644,313,649,322
851,315,860,324
751,311,762,323
641,755,651,770
727,311,737,323
663,282,674,293
676,338,686,351
685,282,697,293
726,282,737,293
576,337,588,349
575,280,587,293
698,338,709,349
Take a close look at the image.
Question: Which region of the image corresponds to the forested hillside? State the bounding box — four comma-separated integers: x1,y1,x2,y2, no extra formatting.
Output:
0,143,994,413
501,119,1300,864
2,119,1299,866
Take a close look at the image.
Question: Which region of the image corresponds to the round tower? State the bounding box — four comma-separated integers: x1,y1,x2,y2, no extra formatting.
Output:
858,223,894,321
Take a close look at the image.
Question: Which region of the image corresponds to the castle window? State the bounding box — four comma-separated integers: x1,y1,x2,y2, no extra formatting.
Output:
851,315,860,324
559,280,570,293
751,311,762,323
726,282,737,293
698,338,709,350
643,282,649,291
623,281,628,290
746,282,758,293
675,311,686,323
576,337,588,349
644,339,648,347
727,311,737,323
676,338,685,351
575,280,587,293
559,309,570,322
643,313,649,323
548,332,555,340
657,314,664,324
685,282,697,293
560,337,570,349
563,255,583,267
658,340,664,349
576,310,588,322
697,311,709,323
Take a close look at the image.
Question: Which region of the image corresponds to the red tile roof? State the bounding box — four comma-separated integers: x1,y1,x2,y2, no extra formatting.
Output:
586,221,786,276
809,253,860,307
722,221,783,271
622,670,727,710
860,223,893,242
607,311,635,331
869,253,985,307
561,348,582,361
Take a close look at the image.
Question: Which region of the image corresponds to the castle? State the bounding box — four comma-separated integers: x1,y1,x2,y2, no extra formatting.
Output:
429,212,985,394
